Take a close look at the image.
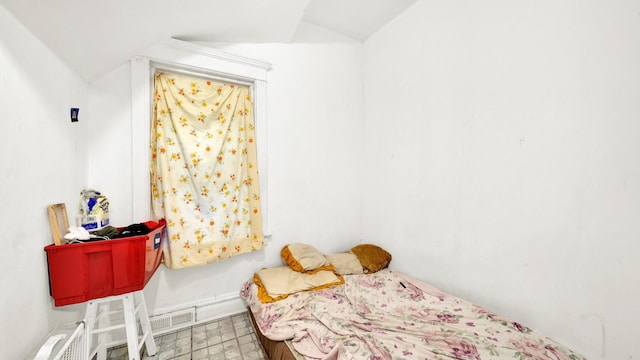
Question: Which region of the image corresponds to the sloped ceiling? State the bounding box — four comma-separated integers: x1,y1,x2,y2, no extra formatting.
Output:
0,0,416,81
303,0,416,41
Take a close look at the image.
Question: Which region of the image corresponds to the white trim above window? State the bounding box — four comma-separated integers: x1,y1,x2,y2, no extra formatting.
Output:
130,39,271,234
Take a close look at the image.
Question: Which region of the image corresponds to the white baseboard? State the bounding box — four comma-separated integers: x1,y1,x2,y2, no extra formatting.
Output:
148,292,246,335
195,292,246,323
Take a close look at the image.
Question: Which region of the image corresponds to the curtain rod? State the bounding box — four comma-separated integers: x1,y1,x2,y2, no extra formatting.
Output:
151,63,255,87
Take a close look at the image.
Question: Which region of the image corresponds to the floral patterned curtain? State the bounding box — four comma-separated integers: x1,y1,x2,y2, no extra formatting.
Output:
151,72,264,269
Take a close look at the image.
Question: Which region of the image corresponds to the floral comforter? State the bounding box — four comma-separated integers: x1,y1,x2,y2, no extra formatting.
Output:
240,269,585,360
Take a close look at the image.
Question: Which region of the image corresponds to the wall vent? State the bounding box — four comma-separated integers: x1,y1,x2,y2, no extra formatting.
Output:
149,308,196,335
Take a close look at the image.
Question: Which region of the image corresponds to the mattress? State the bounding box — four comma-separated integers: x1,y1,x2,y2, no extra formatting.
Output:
241,269,585,360
248,308,303,360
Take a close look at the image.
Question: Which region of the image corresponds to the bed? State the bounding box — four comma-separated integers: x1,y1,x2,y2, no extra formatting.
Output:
241,244,585,360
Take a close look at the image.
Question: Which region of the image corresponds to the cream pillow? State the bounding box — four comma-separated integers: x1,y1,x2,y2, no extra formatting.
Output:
281,243,331,273
254,266,344,303
326,252,364,275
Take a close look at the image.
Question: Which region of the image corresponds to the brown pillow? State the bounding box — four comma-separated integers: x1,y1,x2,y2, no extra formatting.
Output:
351,244,392,273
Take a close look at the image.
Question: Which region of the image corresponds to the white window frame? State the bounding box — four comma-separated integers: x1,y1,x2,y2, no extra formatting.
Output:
130,39,271,235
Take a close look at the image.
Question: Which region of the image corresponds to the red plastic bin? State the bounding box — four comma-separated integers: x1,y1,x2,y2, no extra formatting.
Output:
44,219,166,306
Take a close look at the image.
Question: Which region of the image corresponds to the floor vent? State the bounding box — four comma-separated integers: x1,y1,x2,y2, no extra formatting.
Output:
150,308,196,335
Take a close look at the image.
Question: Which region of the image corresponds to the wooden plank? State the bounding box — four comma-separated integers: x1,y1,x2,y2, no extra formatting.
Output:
48,203,69,246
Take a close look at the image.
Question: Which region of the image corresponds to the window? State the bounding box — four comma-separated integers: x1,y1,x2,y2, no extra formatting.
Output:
130,40,271,246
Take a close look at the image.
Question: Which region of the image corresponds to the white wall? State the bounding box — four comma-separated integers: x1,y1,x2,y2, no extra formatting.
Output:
88,43,364,313
87,63,135,224
0,5,90,359
362,1,640,359
6,0,635,357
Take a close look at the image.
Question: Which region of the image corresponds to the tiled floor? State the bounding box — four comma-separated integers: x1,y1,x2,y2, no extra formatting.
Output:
106,312,267,360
